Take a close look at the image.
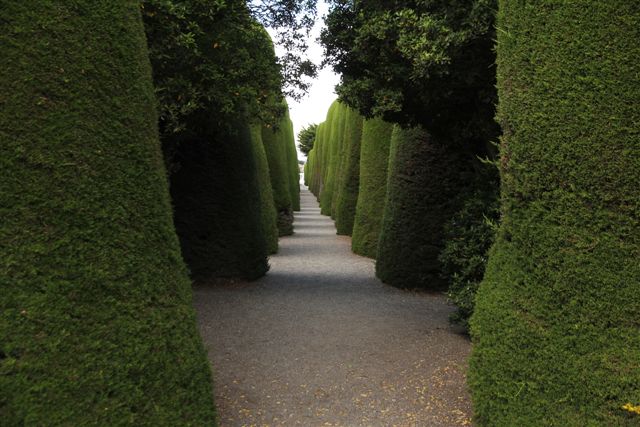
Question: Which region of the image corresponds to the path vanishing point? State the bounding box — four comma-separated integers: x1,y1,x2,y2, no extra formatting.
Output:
194,185,472,426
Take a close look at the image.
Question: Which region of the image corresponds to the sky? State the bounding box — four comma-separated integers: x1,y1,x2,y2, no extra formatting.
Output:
269,1,340,161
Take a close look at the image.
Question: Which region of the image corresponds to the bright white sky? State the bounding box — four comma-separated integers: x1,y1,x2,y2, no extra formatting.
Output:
269,0,340,161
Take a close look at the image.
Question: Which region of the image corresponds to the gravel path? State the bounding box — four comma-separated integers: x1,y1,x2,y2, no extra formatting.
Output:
193,187,472,426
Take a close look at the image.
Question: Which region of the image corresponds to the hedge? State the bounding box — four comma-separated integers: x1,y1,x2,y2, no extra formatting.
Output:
333,107,364,235
309,122,326,198
351,118,394,258
170,116,269,280
251,124,279,254
470,2,640,425
262,109,295,236
319,101,346,216
0,2,215,424
376,126,469,290
283,115,301,212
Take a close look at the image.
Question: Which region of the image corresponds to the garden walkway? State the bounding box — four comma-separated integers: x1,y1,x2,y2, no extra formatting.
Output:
193,186,472,426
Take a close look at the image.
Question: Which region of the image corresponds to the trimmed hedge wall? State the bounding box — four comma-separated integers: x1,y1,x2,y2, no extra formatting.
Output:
351,117,394,258
284,115,301,212
319,101,346,216
171,116,269,280
0,2,215,424
262,113,294,236
470,2,640,425
251,124,279,254
310,122,326,198
376,126,469,290
334,107,364,235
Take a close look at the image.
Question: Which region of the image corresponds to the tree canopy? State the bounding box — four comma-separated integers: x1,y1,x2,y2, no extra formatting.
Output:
321,0,498,145
297,123,318,155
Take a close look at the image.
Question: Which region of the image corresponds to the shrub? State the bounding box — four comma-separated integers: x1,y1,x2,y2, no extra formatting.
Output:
470,2,640,424
251,124,279,254
439,184,499,331
283,115,301,212
334,107,364,235
351,117,394,258
0,2,215,424
319,101,346,216
376,126,470,290
171,116,269,280
262,109,295,236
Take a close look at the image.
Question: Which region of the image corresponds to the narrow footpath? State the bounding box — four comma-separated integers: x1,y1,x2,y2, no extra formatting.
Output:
193,187,472,426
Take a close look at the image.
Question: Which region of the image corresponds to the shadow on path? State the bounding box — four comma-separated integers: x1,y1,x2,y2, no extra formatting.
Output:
194,187,472,426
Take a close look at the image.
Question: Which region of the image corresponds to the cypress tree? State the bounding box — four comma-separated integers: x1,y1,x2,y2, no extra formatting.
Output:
0,2,214,424
251,124,279,254
310,122,326,198
170,115,269,280
319,101,345,216
376,126,469,289
351,117,394,258
333,107,364,235
262,114,294,236
470,3,640,424
284,116,301,212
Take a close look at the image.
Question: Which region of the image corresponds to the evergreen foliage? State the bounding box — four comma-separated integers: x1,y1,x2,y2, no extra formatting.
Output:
0,2,215,424
143,0,285,142
283,116,301,211
305,122,324,197
333,107,364,235
162,21,281,280
251,125,279,254
376,126,469,290
321,0,498,144
262,107,295,236
319,101,345,216
351,118,394,258
298,123,318,156
171,116,269,280
470,3,640,424
439,180,499,330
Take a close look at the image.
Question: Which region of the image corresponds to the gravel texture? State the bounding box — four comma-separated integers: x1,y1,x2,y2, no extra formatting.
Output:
193,187,472,426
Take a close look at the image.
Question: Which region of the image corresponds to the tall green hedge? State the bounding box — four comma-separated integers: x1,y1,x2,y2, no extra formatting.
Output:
376,126,468,289
333,107,364,235
262,111,295,236
251,124,279,254
470,3,640,425
319,101,346,216
351,118,394,258
309,122,326,198
0,2,215,424
171,115,269,280
284,116,301,212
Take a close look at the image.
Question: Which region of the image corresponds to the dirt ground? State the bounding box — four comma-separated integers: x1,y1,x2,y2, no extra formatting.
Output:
193,187,473,426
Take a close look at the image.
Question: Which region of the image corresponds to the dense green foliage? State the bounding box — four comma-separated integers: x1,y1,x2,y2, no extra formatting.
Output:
262,105,299,235
470,2,640,424
171,116,270,280
0,2,215,424
304,122,324,196
438,182,499,330
351,118,394,258
333,107,363,235
250,125,279,254
283,115,301,211
298,123,318,156
143,0,285,141
321,0,498,145
319,101,347,216
147,9,292,278
305,100,364,234
376,126,469,290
